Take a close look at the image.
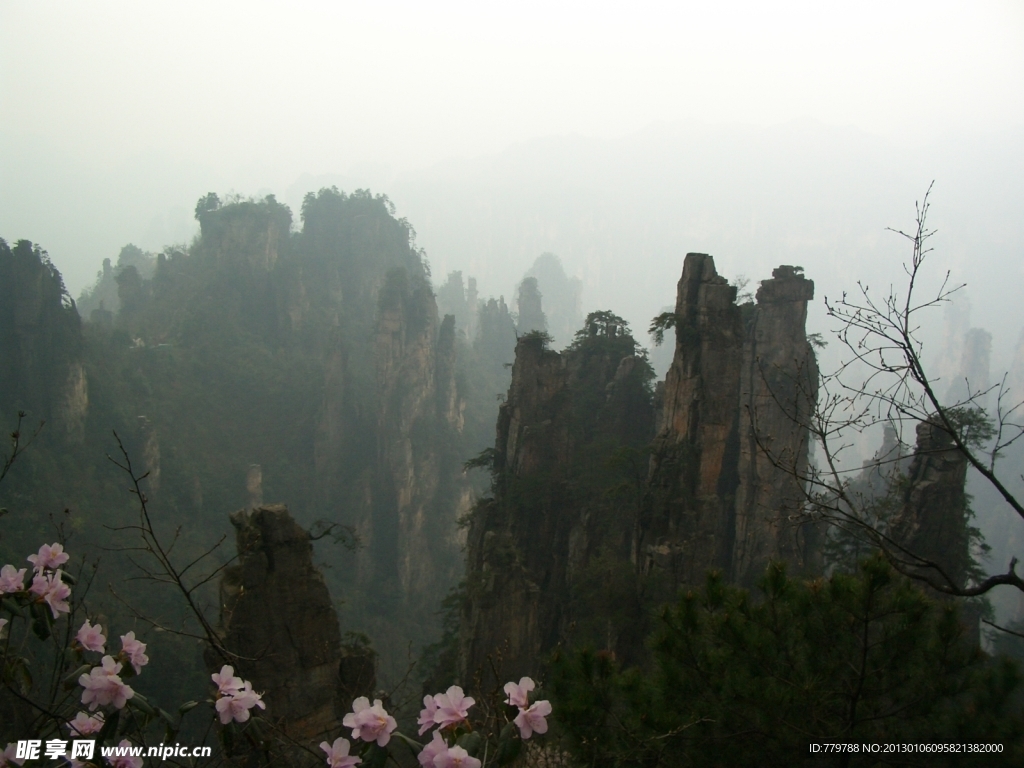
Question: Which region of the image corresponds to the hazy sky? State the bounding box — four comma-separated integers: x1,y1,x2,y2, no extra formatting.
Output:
2,0,1023,305
5,1,1022,172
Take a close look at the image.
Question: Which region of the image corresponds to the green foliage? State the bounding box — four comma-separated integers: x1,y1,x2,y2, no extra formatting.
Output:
731,274,754,304
943,405,997,450
519,329,553,347
648,311,678,347
194,191,221,221
572,310,637,351
550,556,1023,766
464,447,499,472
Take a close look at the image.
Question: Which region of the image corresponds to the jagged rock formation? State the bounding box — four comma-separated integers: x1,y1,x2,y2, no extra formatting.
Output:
461,337,574,686
515,276,547,335
2,192,473,715
731,265,820,586
460,255,821,682
524,253,583,348
891,418,971,590
77,245,157,318
0,238,88,442
214,504,374,741
195,195,290,273
461,319,655,685
234,192,471,672
368,269,466,603
643,254,745,586
641,256,819,591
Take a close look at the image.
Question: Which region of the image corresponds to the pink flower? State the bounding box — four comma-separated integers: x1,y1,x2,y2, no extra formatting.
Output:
27,542,70,573
503,677,535,708
0,565,26,593
343,697,398,746
76,620,106,653
68,710,105,735
319,737,361,768
215,681,265,724
418,693,439,735
433,745,480,768
0,743,26,766
417,730,447,768
234,682,265,711
212,665,244,695
432,686,475,729
513,700,552,739
29,570,71,617
79,655,134,710
107,740,143,768
120,631,148,673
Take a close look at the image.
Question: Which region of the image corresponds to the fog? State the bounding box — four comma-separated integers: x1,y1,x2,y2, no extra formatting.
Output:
3,6,1024,449
1,5,1020,301
3,0,1023,384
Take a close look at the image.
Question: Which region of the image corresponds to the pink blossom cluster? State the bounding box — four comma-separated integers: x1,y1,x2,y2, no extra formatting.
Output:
211,665,266,724
79,655,135,710
417,685,475,735
413,679,552,768
1,543,72,618
343,697,398,746
76,619,106,653
74,619,153,714
119,631,149,674
504,677,552,739
75,621,149,673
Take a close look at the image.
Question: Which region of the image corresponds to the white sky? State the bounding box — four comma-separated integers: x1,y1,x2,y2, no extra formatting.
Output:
3,1,1022,178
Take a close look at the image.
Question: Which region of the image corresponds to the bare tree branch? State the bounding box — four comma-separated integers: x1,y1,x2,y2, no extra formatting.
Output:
749,184,1024,600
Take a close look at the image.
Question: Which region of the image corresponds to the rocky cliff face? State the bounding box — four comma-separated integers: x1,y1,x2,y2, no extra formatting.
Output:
370,269,465,604
461,323,655,685
731,266,820,586
0,238,87,440
461,337,572,686
891,418,971,590
301,254,470,677
640,256,819,592
461,255,822,681
215,504,373,741
643,254,745,587
78,190,473,685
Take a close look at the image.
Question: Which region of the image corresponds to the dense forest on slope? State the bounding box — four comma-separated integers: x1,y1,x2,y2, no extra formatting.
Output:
0,189,523,705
